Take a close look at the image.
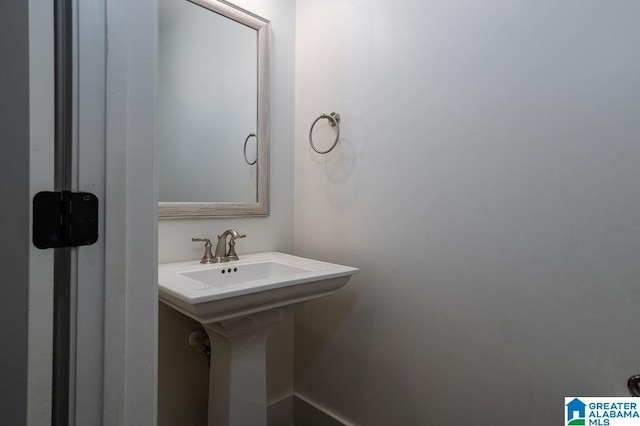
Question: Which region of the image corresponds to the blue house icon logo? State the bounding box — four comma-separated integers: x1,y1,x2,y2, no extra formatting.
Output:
566,398,586,425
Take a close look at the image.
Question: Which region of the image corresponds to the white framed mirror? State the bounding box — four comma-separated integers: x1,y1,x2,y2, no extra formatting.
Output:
158,0,269,218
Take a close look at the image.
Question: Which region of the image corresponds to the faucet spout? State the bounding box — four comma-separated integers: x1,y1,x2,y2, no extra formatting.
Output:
214,229,246,262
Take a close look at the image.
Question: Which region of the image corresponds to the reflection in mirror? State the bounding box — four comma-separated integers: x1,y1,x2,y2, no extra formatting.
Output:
158,0,270,218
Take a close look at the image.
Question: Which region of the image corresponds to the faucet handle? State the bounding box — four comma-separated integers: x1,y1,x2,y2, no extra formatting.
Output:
226,239,240,261
192,237,217,264
226,232,245,261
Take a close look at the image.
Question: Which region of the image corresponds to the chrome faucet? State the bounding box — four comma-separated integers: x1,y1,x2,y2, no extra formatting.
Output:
192,230,246,263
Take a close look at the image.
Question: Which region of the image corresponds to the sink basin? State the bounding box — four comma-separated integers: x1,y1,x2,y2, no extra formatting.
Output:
158,252,358,323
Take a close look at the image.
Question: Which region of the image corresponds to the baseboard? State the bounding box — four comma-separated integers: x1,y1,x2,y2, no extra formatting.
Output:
267,394,351,426
268,394,295,426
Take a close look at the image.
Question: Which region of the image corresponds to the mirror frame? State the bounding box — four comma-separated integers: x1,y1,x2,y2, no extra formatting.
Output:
159,0,270,219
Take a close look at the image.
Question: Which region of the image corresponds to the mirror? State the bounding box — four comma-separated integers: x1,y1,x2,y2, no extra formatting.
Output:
158,0,270,218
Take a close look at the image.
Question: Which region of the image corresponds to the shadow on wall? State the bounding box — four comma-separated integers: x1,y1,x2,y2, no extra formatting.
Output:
307,117,366,210
294,288,380,425
294,290,359,381
294,286,435,424
158,303,209,426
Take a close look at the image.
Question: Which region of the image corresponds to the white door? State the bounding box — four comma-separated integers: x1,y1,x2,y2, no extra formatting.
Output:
22,0,158,424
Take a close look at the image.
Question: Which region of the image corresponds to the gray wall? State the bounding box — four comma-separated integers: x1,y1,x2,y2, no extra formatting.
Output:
294,0,640,424
0,0,30,424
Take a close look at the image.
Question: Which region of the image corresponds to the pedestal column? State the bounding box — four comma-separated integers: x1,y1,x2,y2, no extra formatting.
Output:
201,307,294,426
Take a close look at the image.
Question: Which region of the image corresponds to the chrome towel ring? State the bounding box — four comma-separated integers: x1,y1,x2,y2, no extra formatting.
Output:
309,112,341,154
243,133,257,165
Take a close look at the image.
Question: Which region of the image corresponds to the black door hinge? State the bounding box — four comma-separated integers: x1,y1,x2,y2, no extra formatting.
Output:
33,191,99,249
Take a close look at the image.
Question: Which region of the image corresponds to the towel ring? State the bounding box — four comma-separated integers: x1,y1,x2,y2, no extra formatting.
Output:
309,112,341,154
243,133,257,165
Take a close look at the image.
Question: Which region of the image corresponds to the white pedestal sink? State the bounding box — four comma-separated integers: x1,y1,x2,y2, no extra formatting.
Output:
158,252,358,426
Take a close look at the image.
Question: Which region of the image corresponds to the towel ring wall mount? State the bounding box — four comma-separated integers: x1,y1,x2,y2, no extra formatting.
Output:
309,112,341,154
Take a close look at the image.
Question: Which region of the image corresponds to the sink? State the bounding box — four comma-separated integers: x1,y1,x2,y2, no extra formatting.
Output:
159,251,359,323
159,252,358,426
